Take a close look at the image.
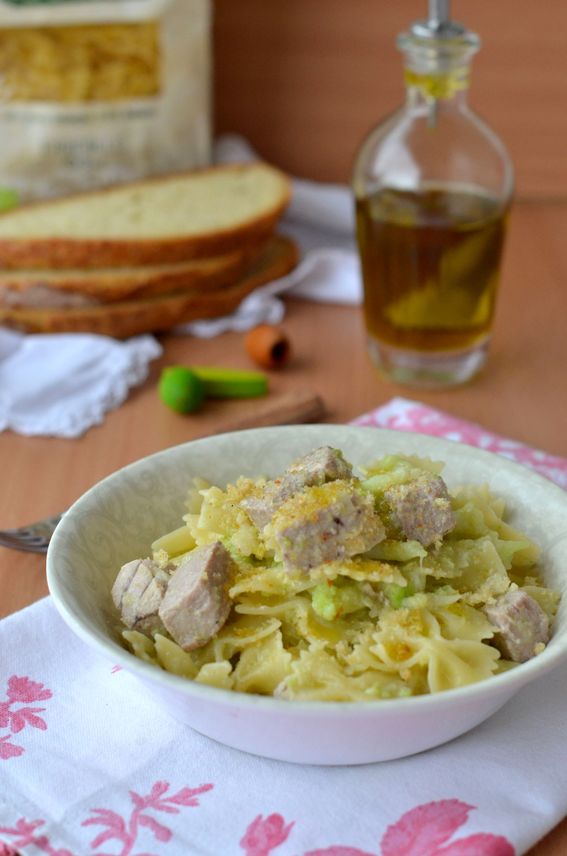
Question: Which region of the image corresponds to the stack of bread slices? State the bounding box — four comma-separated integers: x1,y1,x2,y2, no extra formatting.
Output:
0,163,297,338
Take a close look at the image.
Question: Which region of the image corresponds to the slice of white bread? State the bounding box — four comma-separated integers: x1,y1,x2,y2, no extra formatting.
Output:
0,235,298,338
0,163,291,269
0,240,266,306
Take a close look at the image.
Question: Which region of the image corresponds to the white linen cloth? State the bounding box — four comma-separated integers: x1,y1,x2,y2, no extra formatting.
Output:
0,330,162,438
1,400,567,856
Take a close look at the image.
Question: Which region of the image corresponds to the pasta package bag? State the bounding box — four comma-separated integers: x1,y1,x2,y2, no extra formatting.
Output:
0,0,211,200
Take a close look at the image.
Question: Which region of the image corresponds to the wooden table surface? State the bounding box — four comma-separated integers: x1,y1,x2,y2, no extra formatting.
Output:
1,199,566,854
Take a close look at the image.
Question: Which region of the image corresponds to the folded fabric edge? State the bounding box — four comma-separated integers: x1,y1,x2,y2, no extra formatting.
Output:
0,335,163,439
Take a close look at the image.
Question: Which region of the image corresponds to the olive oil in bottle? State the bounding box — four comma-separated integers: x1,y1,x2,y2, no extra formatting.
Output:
352,1,513,387
356,184,509,354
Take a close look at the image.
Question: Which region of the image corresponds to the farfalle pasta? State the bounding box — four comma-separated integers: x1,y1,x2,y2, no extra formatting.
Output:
115,447,560,701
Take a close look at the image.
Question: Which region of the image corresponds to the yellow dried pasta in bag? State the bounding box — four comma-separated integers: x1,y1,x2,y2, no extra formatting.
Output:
0,0,211,199
0,22,160,102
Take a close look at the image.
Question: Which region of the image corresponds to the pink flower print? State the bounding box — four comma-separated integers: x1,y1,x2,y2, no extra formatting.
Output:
6,675,53,704
379,800,514,856
82,779,213,856
0,675,52,760
0,818,74,856
306,849,374,856
0,738,24,760
240,814,295,856
250,799,513,856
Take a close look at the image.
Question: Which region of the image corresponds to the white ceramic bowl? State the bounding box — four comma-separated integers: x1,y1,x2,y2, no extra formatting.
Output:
47,425,567,765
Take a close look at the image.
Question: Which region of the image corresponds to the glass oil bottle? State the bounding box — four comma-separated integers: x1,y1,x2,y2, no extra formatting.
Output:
352,0,514,387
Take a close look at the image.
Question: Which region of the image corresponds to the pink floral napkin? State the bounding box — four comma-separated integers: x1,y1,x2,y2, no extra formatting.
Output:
1,399,567,856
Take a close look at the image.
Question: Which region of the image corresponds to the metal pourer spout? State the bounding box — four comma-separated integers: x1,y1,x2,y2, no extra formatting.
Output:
410,0,468,41
428,0,450,30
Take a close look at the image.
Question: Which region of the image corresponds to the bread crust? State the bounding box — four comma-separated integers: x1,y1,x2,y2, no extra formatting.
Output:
0,164,291,269
0,240,266,305
0,235,298,338
0,213,283,269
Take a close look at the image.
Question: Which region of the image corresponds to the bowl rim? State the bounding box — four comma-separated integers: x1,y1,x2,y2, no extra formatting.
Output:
46,424,567,716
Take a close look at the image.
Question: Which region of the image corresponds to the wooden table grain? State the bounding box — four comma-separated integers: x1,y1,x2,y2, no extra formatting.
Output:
1,200,566,854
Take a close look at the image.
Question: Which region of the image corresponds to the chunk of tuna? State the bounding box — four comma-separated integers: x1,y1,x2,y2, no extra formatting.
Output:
384,475,455,547
112,558,171,635
286,446,353,484
484,590,550,663
112,559,140,611
267,482,385,572
158,541,233,651
241,446,353,529
240,482,295,530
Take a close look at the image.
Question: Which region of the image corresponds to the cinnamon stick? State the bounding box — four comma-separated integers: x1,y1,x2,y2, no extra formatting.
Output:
212,389,326,434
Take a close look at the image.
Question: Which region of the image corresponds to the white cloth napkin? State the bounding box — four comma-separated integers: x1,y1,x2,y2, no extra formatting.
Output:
1,400,567,856
0,329,162,438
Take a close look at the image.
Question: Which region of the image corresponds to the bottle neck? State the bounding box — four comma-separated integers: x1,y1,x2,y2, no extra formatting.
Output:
397,26,479,116
403,65,471,111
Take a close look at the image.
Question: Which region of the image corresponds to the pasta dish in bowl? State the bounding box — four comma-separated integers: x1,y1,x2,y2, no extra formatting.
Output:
46,425,567,764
